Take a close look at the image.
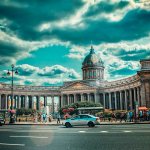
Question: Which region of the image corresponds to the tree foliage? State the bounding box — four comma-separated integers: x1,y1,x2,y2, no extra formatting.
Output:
16,108,36,116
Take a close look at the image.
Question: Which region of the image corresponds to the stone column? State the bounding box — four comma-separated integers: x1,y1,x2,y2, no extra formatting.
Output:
0,94,1,110
87,94,90,102
103,93,105,109
24,95,28,109
137,87,140,106
109,93,112,109
32,96,34,109
140,82,146,106
58,95,61,109
124,90,127,110
95,92,98,103
17,95,21,109
44,96,47,107
61,95,63,107
36,96,40,110
52,96,54,113
14,96,16,109
129,89,133,110
67,95,69,105
13,96,15,109
5,95,7,110
134,88,136,102
81,93,84,102
114,92,117,110
120,91,123,110
73,94,76,103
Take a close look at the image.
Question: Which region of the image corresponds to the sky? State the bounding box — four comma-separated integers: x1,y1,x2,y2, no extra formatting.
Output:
0,0,150,86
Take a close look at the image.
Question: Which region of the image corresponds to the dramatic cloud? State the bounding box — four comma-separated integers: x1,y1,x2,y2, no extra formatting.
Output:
38,65,80,79
0,64,81,86
0,0,150,84
16,64,39,76
83,0,130,17
51,9,150,45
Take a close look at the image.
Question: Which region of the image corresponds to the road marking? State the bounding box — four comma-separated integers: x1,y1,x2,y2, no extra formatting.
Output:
10,136,48,139
123,131,132,133
0,143,25,146
100,131,108,133
0,130,52,133
78,131,86,133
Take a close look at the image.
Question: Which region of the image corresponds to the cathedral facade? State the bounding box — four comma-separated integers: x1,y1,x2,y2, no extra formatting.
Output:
0,46,150,112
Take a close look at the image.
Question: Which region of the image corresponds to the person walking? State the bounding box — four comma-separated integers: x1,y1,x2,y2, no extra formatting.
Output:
57,113,61,124
42,113,46,123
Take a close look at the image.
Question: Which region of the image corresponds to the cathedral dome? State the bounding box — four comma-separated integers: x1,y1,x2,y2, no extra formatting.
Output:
82,46,104,67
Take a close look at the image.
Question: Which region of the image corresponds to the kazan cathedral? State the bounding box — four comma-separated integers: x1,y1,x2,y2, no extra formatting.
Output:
0,46,150,112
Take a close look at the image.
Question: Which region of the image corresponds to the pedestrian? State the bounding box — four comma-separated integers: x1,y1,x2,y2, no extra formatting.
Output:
57,113,61,124
139,110,143,122
42,113,46,123
111,113,116,122
127,112,130,122
147,110,150,121
129,111,133,122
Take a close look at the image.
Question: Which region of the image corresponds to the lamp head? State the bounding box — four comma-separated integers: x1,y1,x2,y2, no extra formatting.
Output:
15,69,18,75
7,70,11,76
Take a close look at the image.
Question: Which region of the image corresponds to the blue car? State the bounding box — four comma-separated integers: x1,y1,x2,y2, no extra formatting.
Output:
63,114,100,128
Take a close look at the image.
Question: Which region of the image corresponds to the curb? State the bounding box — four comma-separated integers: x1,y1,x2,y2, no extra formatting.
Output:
3,122,150,126
4,123,60,126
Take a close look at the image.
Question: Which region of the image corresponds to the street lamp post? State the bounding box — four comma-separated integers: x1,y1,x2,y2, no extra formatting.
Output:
7,64,18,123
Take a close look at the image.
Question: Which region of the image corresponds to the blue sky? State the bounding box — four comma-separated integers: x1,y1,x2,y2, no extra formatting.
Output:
0,0,150,86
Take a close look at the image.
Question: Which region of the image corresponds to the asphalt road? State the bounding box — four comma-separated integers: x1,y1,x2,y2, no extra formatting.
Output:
0,124,150,150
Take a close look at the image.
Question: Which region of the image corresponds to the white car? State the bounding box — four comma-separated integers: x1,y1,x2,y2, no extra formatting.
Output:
63,114,100,128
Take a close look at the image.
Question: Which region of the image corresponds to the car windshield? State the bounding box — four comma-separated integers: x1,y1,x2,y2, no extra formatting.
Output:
80,115,90,119
71,116,80,120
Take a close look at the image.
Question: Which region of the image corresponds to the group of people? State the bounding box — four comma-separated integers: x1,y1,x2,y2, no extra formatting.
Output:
139,110,150,121
98,110,150,122
33,113,53,123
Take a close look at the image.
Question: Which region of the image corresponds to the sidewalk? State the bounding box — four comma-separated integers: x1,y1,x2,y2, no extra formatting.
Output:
4,120,150,125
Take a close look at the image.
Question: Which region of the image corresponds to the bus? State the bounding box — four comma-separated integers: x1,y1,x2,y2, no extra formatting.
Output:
77,107,104,116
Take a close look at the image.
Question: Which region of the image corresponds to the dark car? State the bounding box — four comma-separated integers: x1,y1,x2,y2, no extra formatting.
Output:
0,116,5,126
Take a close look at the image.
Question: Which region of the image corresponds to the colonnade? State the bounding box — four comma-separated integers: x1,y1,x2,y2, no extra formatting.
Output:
61,87,141,110
0,95,59,113
0,87,141,111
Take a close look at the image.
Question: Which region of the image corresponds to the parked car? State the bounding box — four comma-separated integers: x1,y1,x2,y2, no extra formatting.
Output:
0,116,5,126
62,114,100,128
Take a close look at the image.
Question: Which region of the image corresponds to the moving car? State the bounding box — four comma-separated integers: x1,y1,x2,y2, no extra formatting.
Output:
63,114,100,128
0,116,5,126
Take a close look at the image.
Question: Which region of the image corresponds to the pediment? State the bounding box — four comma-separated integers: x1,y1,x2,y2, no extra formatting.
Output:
61,82,95,90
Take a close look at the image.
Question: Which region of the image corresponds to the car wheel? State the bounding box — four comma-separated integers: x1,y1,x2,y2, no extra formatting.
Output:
65,122,72,128
88,121,95,127
0,122,2,126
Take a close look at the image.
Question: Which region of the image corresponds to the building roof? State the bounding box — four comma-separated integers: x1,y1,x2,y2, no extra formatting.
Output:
82,46,104,67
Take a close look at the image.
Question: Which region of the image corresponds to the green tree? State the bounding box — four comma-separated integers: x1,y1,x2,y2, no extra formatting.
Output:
16,108,36,116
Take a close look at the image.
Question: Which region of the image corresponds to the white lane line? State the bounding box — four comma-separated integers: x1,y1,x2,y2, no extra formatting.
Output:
78,131,86,133
100,131,108,133
10,136,48,139
123,131,132,133
0,130,52,133
0,143,25,146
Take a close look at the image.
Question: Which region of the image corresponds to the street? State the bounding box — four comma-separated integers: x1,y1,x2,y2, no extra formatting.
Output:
0,124,150,150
